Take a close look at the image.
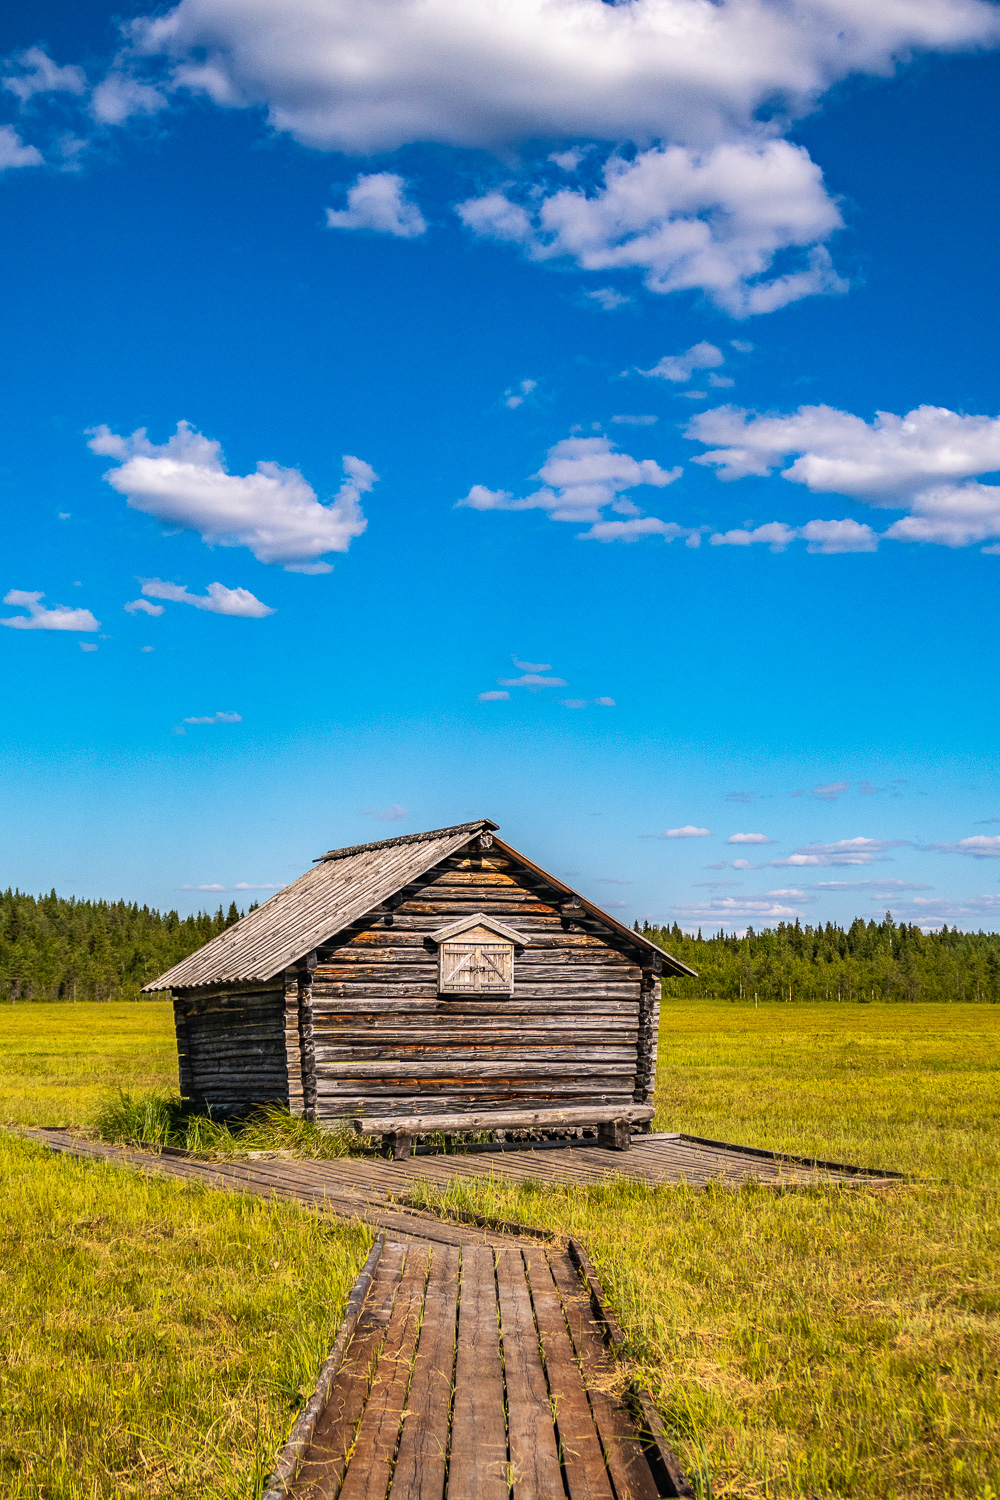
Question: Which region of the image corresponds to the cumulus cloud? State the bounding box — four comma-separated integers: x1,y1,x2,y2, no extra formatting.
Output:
772,836,903,867
504,378,537,410
670,896,806,927
689,402,1000,549
664,825,712,838
640,342,724,383
612,415,657,427
457,142,847,316
3,46,87,102
363,804,410,821
727,832,772,844
91,70,168,124
498,673,568,688
123,0,1000,154
926,835,1000,859
88,421,377,568
512,655,551,672
137,578,275,617
0,125,44,170
182,710,242,724
1,590,99,631
125,597,165,616
812,780,850,801
460,435,686,541
709,518,877,552
478,690,510,701
326,172,427,237
710,521,796,550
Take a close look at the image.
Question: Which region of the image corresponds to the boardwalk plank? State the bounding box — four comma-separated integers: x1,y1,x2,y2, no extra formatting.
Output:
290,1243,407,1500
495,1247,564,1500
390,1244,459,1500
449,1246,508,1500
523,1249,614,1500
338,1243,430,1500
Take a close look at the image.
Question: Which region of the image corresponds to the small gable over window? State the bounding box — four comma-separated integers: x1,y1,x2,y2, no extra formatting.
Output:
430,913,527,996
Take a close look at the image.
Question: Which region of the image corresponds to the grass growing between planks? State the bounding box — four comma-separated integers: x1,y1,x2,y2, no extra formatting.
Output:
0,1132,372,1499
93,1089,364,1158
0,1001,176,1126
407,1001,1000,1500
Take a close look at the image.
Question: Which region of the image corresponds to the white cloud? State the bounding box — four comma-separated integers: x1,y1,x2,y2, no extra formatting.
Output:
665,825,712,838
812,880,932,892
927,835,1000,859
1,590,99,631
138,578,275,617
595,696,615,707
3,47,87,102
182,710,242,724
772,837,902,867
125,597,165,616
670,896,806,926
689,402,1000,549
812,780,850,801
326,172,427,237
363,804,410,821
497,673,568,688
125,0,1000,155
181,881,282,891
731,340,754,354
710,521,795,550
586,288,631,311
512,655,551,671
504,378,537,410
562,698,588,709
460,435,686,541
478,690,510,701
727,832,772,844
550,149,585,171
88,421,377,568
612,415,657,426
0,125,44,170
91,70,168,125
640,342,724,383
79,642,99,652
457,141,847,316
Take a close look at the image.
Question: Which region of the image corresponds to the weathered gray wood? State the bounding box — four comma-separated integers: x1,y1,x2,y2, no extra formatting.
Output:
450,1246,508,1499
354,1105,653,1134
496,1246,565,1498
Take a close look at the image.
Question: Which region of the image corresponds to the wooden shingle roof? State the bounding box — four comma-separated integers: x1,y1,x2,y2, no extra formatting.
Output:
145,818,694,990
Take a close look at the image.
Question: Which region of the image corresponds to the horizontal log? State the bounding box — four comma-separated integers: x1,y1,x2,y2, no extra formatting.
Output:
314,1079,634,1099
311,1045,634,1064
310,984,641,1002
310,1057,636,1079
337,930,609,950
311,1028,638,1046
352,1104,655,1133
309,999,640,1018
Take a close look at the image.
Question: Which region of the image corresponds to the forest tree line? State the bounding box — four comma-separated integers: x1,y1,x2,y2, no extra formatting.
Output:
0,888,248,1002
642,914,1000,1004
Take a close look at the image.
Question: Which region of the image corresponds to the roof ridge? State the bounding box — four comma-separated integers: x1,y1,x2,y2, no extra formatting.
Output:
315,818,498,863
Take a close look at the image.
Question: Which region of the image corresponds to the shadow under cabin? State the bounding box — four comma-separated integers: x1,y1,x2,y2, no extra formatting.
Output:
145,819,696,1159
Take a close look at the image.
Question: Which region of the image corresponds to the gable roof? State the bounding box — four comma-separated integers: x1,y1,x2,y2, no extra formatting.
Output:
430,913,528,945
144,817,694,990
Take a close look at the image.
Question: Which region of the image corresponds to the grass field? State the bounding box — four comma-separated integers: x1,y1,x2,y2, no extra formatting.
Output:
407,1001,1000,1500
2,999,998,1499
0,1001,175,1126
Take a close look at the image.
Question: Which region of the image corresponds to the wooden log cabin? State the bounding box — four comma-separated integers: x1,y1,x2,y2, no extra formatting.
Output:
146,819,695,1157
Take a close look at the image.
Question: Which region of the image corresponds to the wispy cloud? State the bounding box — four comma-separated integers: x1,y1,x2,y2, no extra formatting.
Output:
726,832,771,844
2,590,99,631
180,881,282,892
363,804,410,821
478,690,510,702
812,780,850,801
498,673,568,688
772,837,904,867
512,655,551,672
504,378,537,409
182,710,242,725
924,835,1000,860
586,288,630,311
638,342,724,383
663,825,712,838
611,415,657,426
135,579,275,617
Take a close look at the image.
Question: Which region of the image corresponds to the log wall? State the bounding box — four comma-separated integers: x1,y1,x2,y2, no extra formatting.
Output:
175,982,287,1115
301,850,652,1127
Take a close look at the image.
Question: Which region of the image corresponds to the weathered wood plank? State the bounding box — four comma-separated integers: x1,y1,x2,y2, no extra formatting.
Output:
450,1245,508,1500
354,1105,653,1134
496,1247,564,1499
389,1244,459,1498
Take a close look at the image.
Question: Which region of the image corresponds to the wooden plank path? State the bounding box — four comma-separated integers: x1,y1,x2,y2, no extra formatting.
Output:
22,1128,899,1249
275,1234,689,1500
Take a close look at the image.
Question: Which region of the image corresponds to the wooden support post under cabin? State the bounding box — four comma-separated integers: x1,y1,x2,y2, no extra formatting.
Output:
382,1131,414,1161
597,1118,632,1151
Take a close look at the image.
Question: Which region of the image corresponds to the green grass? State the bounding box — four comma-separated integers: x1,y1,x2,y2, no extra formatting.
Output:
93,1089,365,1158
406,1001,1000,1500
0,1002,176,1126
0,1132,371,1498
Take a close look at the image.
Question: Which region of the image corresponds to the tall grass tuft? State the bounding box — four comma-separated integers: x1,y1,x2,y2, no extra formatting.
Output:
93,1088,364,1159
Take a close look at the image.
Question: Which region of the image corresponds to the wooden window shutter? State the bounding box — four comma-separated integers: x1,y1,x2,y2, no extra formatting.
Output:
439,939,513,995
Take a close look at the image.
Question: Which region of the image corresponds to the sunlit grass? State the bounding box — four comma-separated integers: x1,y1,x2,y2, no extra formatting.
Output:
0,1001,176,1126
406,1001,1000,1500
0,1132,371,1498
93,1088,365,1159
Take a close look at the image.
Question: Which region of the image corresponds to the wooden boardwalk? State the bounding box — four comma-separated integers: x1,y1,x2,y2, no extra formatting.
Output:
23,1129,898,1250
268,1234,691,1500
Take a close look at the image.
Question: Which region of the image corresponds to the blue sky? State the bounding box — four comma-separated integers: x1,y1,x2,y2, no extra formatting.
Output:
2,0,1000,932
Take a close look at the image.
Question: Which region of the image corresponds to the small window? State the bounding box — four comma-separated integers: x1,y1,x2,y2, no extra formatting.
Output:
439,938,514,995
